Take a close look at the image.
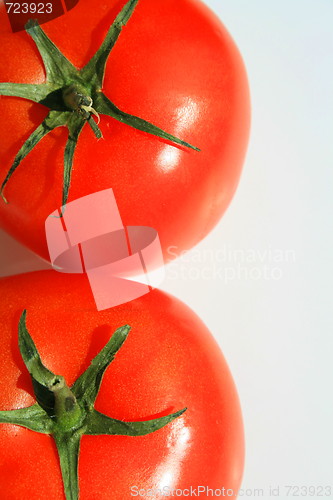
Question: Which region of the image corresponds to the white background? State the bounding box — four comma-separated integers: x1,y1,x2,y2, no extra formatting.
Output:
0,1,333,498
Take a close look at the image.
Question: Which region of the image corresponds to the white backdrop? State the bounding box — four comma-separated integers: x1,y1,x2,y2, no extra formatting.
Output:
0,1,332,498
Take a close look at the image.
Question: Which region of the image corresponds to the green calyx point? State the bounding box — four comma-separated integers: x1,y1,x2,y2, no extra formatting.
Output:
0,0,200,207
0,311,186,500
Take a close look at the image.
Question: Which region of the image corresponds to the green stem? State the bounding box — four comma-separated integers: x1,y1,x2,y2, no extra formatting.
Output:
51,377,83,432
62,84,92,112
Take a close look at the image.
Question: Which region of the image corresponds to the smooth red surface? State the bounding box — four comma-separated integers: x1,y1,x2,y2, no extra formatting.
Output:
0,271,244,499
0,0,250,261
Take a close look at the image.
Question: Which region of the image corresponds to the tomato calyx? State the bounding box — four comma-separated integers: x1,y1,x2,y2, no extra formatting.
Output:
0,311,186,500
0,0,200,207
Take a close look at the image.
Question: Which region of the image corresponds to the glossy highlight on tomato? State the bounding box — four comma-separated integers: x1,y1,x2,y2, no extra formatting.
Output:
0,270,244,499
0,0,250,261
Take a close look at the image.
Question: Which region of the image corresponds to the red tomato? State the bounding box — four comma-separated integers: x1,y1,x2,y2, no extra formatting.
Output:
0,270,244,499
0,0,250,261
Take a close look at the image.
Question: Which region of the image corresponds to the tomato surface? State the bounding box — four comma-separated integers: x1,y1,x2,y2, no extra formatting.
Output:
0,0,250,261
0,270,244,499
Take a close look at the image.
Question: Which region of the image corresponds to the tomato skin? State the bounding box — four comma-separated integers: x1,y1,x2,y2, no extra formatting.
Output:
0,270,244,499
0,0,250,261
